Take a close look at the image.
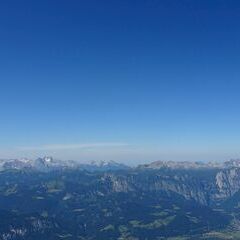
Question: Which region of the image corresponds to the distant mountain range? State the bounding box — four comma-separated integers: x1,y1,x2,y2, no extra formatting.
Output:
1,156,240,172
139,159,240,169
0,157,130,172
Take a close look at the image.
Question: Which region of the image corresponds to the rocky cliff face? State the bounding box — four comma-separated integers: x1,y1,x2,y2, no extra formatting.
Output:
101,172,207,205
215,168,240,201
102,166,240,206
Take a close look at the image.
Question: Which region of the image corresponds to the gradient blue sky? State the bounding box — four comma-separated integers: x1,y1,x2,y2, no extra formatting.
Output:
1,0,240,163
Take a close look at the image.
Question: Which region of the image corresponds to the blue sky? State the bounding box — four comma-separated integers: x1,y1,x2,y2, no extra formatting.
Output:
1,0,240,163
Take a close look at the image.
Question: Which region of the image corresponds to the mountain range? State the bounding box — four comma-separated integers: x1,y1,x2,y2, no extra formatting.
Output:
0,157,130,172
1,158,240,239
1,156,240,172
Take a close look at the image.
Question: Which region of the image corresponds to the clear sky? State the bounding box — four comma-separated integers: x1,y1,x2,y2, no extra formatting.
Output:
1,0,240,163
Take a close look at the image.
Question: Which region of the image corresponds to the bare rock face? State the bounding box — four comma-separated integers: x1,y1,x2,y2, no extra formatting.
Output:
101,165,240,207
215,168,240,201
101,171,209,205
